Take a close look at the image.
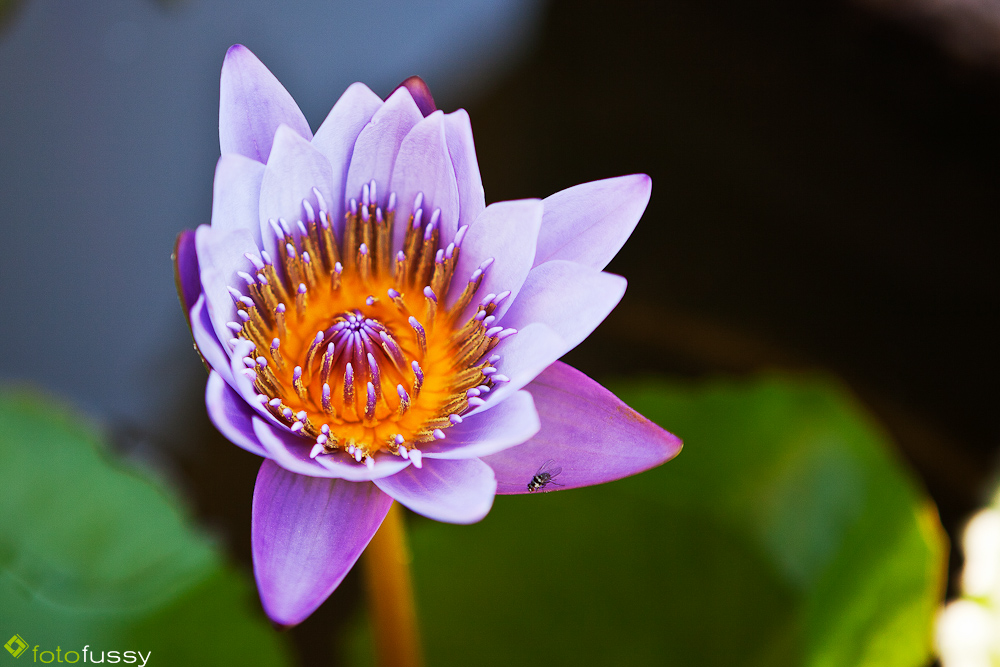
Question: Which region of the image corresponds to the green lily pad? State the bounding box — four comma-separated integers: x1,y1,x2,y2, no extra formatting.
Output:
347,375,946,666
0,389,291,666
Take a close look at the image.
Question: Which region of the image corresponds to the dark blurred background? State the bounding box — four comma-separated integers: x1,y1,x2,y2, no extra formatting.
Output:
1,0,997,664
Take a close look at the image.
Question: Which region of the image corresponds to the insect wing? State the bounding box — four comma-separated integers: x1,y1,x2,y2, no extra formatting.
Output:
535,459,557,475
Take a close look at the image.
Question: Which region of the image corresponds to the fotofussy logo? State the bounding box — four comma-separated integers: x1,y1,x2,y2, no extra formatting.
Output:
4,636,28,658
3,639,150,666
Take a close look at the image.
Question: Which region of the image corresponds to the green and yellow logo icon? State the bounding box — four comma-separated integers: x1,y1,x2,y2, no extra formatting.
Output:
4,635,27,658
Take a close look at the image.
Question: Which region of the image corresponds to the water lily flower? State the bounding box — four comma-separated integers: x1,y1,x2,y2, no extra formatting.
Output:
174,44,682,627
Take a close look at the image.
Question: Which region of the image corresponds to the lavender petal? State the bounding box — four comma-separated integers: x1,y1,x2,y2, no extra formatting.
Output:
219,44,312,163
468,322,565,415
443,109,486,232
389,111,460,253
211,153,266,247
422,390,540,460
535,174,652,270
373,457,496,524
484,361,682,494
344,86,422,215
499,259,627,353
258,125,336,261
190,294,235,386
252,417,411,481
252,460,392,626
195,224,259,349
311,82,384,233
449,199,542,318
206,371,269,458
173,228,201,321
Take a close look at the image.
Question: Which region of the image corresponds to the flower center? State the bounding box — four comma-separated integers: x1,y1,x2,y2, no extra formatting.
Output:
228,182,512,467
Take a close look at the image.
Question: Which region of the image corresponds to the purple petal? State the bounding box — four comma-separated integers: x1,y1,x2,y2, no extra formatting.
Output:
499,259,627,352
205,371,269,458
311,82,383,234
373,457,496,524
219,44,312,163
448,199,542,321
423,390,540,460
470,322,566,414
395,75,437,117
190,294,235,386
252,417,412,481
534,174,652,270
252,460,392,626
444,110,486,232
258,125,335,261
173,229,200,321
389,110,460,253
344,86,422,213
483,361,682,494
211,153,266,247
195,225,259,348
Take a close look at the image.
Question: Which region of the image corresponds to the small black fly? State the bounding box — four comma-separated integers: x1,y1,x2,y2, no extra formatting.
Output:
527,459,563,493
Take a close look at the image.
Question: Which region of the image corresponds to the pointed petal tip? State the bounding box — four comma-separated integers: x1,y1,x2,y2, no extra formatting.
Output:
633,172,653,199
535,174,654,269
667,435,683,460
219,44,311,163
397,75,437,117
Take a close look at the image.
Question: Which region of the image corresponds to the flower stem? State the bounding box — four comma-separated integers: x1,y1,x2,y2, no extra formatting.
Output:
363,501,423,667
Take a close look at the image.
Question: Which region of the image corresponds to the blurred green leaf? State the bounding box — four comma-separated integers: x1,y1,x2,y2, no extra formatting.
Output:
0,389,291,666
347,375,945,666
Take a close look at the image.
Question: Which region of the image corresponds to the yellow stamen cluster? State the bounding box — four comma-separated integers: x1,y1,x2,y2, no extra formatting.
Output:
230,185,510,464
